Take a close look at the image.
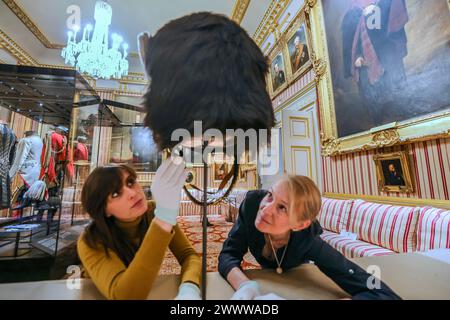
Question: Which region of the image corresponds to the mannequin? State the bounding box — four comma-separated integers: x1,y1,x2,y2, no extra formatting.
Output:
73,136,89,162
9,131,43,187
38,125,73,225
0,121,17,209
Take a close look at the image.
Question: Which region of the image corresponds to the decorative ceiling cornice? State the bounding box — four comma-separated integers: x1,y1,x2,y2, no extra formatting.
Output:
231,0,251,24
129,52,141,59
2,0,64,49
2,0,141,57
253,0,290,47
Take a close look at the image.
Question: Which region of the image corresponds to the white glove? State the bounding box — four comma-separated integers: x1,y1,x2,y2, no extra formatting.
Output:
175,282,201,300
231,280,261,300
151,158,187,225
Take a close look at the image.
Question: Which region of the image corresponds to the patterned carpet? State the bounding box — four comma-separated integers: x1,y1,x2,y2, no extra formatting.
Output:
159,215,260,275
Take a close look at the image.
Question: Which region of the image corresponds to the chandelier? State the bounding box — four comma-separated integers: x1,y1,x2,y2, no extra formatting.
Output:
61,1,129,79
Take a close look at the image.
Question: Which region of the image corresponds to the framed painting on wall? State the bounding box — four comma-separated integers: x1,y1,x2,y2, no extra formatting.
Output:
284,11,313,82
268,48,289,97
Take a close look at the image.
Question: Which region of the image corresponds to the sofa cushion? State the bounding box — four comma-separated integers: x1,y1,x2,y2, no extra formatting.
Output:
417,207,450,251
317,197,352,233
346,200,419,253
321,230,395,258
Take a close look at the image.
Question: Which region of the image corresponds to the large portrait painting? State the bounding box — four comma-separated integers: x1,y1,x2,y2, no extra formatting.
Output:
321,0,450,137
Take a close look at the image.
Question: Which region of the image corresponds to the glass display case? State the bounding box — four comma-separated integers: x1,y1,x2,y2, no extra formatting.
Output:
0,63,97,257
68,98,162,224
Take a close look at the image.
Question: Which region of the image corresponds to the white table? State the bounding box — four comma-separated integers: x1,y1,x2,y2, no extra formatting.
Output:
0,250,449,300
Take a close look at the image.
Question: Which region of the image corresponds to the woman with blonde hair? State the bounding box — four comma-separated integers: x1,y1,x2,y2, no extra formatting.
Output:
218,175,401,300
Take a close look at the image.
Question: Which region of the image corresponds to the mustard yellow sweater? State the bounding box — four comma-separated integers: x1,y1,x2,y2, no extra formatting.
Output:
77,203,201,300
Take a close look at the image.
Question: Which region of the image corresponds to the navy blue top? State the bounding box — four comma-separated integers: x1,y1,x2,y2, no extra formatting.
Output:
218,190,401,300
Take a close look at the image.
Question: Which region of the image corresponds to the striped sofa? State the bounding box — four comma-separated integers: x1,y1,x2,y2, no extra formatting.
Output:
318,197,450,258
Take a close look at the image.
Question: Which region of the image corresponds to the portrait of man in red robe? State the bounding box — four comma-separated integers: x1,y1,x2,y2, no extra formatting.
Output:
322,0,450,137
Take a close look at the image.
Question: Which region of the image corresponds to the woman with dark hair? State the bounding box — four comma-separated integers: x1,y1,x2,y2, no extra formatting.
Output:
219,175,401,300
77,159,201,300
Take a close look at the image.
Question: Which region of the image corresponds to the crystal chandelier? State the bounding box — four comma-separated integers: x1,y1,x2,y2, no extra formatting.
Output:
61,1,129,79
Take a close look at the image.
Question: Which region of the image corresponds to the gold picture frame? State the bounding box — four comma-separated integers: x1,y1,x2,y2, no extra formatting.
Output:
283,10,313,83
305,1,450,156
267,46,289,98
213,162,229,182
373,151,414,193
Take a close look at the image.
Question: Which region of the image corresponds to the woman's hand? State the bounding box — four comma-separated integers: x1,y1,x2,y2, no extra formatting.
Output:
231,280,261,300
151,158,187,226
175,282,201,300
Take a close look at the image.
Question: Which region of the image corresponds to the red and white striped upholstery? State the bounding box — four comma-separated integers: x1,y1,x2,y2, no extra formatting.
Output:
321,230,395,258
317,198,353,233
346,200,419,253
416,207,450,251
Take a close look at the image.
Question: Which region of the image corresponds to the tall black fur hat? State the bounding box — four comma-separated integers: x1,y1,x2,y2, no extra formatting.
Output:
140,12,275,151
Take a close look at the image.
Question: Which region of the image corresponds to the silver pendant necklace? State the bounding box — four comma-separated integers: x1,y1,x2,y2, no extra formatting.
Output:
268,234,289,274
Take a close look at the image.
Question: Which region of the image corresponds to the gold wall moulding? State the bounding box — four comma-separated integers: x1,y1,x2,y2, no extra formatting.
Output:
231,0,251,24
0,27,148,87
304,0,318,14
95,88,145,98
324,192,450,210
266,7,316,99
273,80,316,114
308,1,450,156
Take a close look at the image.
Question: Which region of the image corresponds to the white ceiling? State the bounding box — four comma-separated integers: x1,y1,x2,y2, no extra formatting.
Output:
2,0,273,72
